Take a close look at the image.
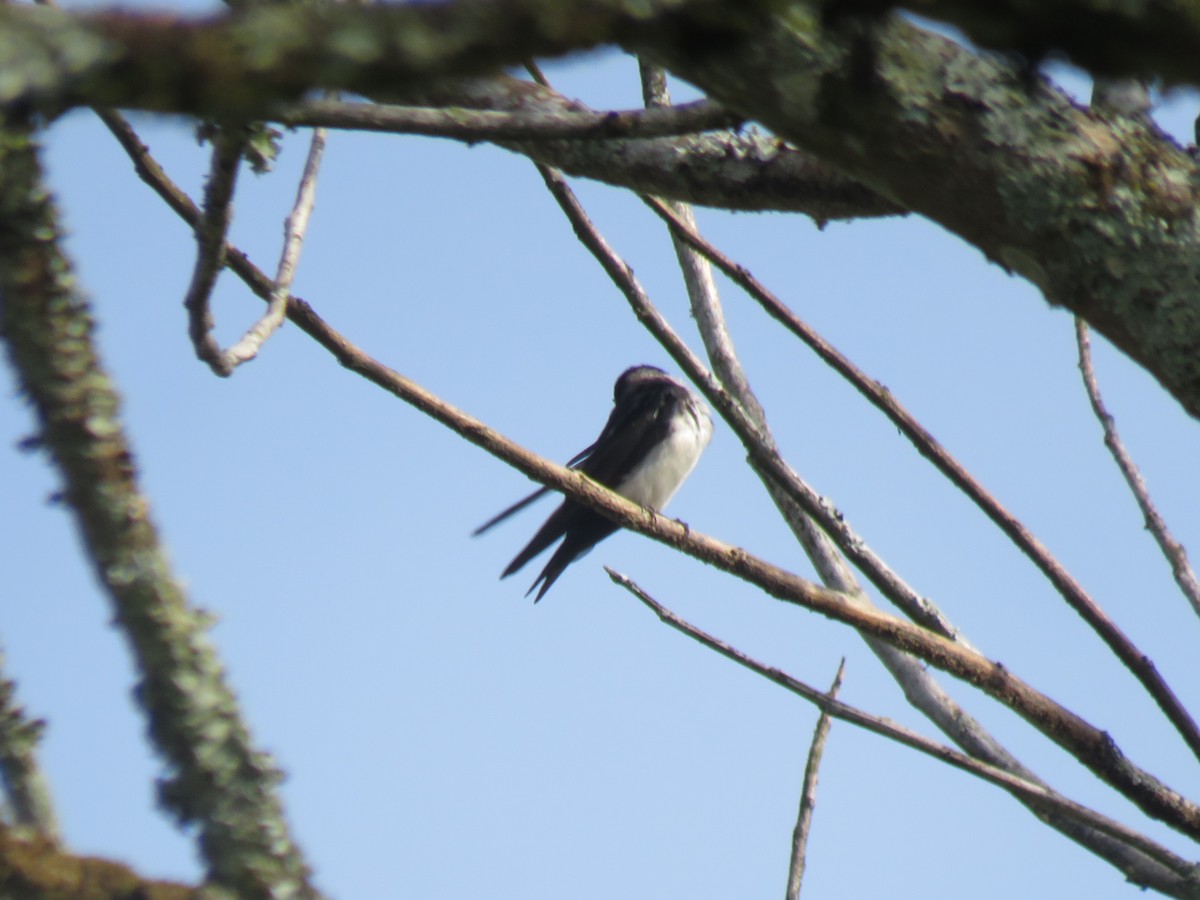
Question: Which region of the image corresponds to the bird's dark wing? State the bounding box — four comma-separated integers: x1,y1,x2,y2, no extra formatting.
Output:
574,381,686,488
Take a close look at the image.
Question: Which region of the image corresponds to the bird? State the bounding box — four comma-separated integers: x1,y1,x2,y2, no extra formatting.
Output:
475,365,713,601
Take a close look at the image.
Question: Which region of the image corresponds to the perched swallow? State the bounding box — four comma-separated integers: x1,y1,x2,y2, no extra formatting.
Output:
475,365,713,601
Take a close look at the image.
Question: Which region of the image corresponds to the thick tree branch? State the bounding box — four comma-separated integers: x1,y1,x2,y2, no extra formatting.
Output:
826,0,1200,86
0,0,767,116
0,128,318,897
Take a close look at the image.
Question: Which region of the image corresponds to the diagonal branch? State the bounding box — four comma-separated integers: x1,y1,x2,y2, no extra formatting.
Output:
641,194,1200,765
1076,319,1200,621
605,569,1200,893
274,311,1200,841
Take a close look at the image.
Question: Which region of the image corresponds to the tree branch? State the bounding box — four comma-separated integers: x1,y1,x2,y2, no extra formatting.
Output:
268,299,1200,842
0,0,768,116
823,0,1200,86
785,659,844,900
641,194,1200,765
605,570,1200,895
221,124,327,369
308,77,905,221
274,96,741,141
183,131,244,376
1075,319,1200,621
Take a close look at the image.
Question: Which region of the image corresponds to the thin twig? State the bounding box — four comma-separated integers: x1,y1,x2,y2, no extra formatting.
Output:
0,644,58,841
221,126,328,367
786,659,844,900
640,194,1200,766
183,130,245,376
1076,319,1200,621
603,569,1200,884
274,97,740,141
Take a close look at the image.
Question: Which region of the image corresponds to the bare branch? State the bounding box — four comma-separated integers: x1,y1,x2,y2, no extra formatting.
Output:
183,132,244,376
1076,319,1200,621
605,569,1200,893
642,194,1200,765
390,74,903,221
818,0,1200,86
0,645,57,841
221,126,327,368
786,659,844,900
274,97,741,141
0,127,319,897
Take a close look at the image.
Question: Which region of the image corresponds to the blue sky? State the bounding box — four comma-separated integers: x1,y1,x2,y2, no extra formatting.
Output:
2,16,1199,898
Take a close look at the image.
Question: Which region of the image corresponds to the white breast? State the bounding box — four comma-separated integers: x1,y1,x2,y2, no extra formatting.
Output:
615,403,713,510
